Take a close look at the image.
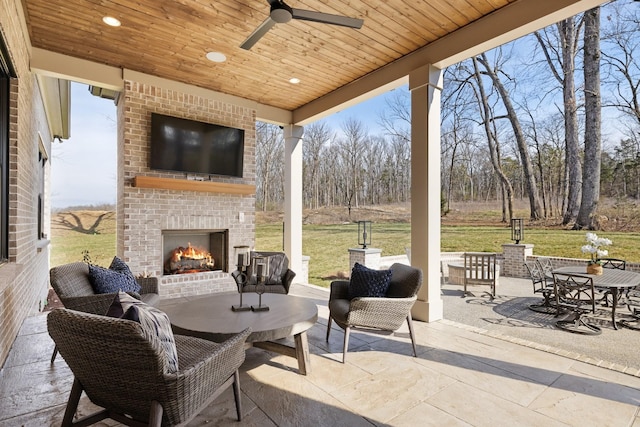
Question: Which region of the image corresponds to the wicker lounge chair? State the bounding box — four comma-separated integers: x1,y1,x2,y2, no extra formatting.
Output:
49,261,160,362
231,251,296,294
326,263,422,363
48,308,250,426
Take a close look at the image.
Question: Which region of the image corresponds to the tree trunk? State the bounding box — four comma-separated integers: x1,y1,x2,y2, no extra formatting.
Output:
575,7,602,230
472,57,514,221
559,19,582,225
477,53,543,220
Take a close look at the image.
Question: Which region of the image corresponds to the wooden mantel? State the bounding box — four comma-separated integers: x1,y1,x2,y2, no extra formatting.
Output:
132,176,255,195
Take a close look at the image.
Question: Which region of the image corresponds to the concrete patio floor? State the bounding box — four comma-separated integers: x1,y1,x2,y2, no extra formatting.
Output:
1,281,640,426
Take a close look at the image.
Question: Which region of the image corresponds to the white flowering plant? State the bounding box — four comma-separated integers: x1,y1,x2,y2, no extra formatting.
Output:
581,232,612,265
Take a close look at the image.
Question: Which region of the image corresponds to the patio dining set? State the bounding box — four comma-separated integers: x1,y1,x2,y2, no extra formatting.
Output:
524,257,640,335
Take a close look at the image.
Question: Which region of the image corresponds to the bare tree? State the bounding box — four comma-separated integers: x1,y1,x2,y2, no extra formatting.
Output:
535,17,584,224
302,121,333,209
476,52,544,220
575,7,602,229
255,122,284,211
471,57,515,221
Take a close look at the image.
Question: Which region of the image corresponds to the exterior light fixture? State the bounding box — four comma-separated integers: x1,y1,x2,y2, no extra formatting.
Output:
511,218,524,244
206,51,227,63
358,220,372,249
289,77,300,84
102,16,121,27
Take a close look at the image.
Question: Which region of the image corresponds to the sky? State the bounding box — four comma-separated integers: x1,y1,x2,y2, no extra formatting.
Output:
51,82,118,208
50,82,394,209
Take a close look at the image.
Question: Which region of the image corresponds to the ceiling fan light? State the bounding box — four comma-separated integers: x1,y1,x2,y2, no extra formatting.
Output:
206,52,227,63
271,8,292,23
102,16,121,27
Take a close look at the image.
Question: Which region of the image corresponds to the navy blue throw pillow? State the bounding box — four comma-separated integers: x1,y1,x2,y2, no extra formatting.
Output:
89,264,141,294
109,256,135,277
348,262,393,299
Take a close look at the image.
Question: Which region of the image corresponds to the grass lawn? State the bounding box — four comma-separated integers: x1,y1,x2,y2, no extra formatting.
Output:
51,210,640,288
258,223,640,287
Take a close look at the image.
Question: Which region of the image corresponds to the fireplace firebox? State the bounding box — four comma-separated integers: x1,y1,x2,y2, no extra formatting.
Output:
162,230,228,275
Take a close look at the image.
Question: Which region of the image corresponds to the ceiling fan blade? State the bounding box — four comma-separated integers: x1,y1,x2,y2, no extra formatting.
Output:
240,17,276,50
291,9,363,29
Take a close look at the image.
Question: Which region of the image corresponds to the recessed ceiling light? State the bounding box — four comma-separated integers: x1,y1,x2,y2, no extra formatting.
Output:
289,78,301,84
102,16,121,27
206,52,227,63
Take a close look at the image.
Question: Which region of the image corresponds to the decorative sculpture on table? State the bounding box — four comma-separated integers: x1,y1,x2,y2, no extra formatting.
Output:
231,245,251,311
251,254,270,311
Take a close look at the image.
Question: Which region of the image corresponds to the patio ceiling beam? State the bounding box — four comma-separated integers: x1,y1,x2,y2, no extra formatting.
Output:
29,48,292,125
292,0,608,126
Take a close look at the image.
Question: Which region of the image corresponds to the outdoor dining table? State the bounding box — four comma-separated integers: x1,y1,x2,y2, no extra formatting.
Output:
553,266,640,330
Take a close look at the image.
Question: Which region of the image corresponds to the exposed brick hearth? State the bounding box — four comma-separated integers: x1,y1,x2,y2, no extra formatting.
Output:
116,80,256,298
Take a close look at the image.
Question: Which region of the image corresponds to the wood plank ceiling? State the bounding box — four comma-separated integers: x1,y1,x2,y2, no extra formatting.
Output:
22,0,514,111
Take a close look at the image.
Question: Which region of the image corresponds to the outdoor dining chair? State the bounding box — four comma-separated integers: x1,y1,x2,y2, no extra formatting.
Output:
524,261,555,314
596,257,627,307
620,287,640,330
552,272,601,335
463,252,497,298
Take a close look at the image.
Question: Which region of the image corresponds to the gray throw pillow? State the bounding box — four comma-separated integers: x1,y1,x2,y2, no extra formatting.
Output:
107,292,179,374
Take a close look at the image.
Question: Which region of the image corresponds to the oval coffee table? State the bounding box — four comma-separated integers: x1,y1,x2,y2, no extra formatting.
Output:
163,292,318,375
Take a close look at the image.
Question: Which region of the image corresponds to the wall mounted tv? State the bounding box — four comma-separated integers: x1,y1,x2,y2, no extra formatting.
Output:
150,113,245,178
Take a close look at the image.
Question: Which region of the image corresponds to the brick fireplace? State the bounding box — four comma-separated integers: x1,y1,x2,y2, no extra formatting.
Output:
116,79,256,298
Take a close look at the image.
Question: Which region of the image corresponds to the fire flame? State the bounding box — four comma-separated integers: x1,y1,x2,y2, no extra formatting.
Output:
172,242,212,263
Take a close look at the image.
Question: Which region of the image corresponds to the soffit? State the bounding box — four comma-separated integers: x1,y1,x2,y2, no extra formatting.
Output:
22,0,514,112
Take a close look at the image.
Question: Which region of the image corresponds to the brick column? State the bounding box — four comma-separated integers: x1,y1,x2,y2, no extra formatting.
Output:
348,248,382,271
502,243,534,278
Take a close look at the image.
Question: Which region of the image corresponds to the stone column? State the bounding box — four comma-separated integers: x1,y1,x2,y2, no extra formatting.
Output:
348,248,382,271
502,243,534,278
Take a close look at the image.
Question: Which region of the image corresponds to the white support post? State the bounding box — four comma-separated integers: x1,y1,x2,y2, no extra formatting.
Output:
283,125,304,279
409,65,444,322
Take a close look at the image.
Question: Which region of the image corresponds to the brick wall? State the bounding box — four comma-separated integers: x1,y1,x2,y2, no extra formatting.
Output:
0,0,53,367
117,80,257,298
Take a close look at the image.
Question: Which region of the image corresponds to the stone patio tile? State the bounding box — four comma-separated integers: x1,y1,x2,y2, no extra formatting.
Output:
0,359,73,420
413,348,551,407
384,402,473,427
17,313,48,336
186,387,271,426
413,323,576,384
3,329,55,368
528,366,640,426
241,360,371,427
426,381,568,427
330,356,457,424
304,352,372,393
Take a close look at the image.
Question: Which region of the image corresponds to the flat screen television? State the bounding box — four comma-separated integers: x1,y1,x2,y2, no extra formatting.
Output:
150,113,245,178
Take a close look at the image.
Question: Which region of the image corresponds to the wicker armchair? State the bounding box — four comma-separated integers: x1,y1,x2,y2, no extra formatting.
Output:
326,263,422,363
231,251,296,294
48,309,250,426
49,262,160,362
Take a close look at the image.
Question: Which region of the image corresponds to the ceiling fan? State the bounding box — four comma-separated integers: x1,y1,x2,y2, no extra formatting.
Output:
240,0,364,50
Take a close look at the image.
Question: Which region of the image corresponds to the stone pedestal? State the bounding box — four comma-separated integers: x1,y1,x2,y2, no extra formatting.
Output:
502,243,534,278
348,248,382,271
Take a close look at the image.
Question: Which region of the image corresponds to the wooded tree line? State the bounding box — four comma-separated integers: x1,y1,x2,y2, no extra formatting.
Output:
255,0,640,229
